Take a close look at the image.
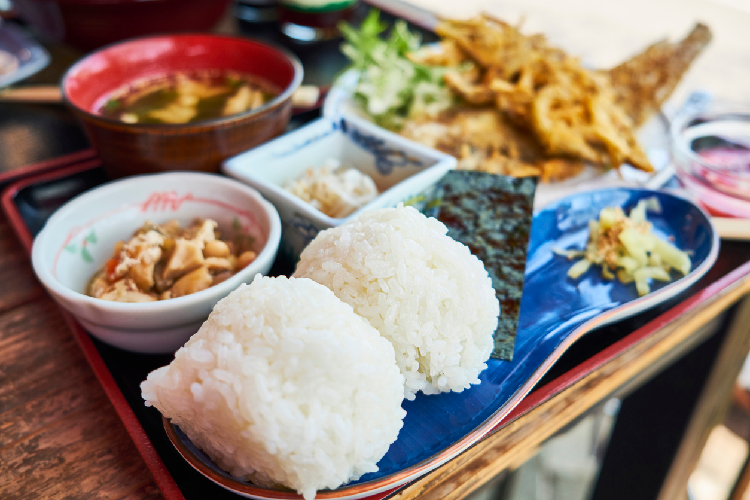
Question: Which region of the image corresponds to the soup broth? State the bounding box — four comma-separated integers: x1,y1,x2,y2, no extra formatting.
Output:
99,70,279,124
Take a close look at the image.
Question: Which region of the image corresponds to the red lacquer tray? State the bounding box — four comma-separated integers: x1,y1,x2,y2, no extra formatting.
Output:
4,151,750,499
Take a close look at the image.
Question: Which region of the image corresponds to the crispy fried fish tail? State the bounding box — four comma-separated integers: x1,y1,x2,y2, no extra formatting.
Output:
607,23,712,126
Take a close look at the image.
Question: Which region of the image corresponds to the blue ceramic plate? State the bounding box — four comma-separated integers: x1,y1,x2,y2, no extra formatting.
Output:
164,187,719,500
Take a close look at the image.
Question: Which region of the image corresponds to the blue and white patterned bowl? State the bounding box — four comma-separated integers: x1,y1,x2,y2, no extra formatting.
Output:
222,115,456,262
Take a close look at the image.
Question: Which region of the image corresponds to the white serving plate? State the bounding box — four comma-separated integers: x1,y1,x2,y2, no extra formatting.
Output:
322,69,676,211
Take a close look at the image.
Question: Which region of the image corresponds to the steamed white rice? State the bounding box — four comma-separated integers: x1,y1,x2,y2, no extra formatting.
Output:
141,275,406,500
294,205,499,400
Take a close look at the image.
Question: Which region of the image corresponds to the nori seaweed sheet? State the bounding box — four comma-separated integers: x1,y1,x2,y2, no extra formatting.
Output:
410,171,537,361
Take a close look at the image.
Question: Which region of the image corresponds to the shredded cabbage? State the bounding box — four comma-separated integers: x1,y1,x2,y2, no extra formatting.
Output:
339,10,453,130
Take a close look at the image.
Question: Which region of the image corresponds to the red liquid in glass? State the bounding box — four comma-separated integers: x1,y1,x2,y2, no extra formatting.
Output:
680,146,750,218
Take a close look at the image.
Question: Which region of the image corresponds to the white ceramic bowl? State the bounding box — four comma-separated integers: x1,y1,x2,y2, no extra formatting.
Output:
31,172,281,354
223,115,456,261
323,68,676,212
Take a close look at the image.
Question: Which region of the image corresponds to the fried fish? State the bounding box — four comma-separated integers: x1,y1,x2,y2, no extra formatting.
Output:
400,15,711,182
607,23,712,127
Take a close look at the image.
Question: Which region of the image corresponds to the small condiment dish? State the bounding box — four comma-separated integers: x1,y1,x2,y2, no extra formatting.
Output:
222,115,456,261
30,172,281,354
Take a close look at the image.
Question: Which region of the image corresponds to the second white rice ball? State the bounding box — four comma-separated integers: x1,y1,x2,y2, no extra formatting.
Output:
294,205,499,400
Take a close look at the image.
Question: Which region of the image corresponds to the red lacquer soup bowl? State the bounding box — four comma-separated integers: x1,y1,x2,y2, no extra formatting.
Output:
62,34,303,179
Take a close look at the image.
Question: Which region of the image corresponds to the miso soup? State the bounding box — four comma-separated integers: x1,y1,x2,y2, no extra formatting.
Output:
98,70,279,125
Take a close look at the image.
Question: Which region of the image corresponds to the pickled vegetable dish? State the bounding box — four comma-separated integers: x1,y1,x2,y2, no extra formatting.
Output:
87,219,257,302
98,70,278,124
555,199,691,296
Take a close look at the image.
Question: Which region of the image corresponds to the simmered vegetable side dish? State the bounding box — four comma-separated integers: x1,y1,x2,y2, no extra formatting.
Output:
556,199,691,296
87,219,257,302
99,70,278,124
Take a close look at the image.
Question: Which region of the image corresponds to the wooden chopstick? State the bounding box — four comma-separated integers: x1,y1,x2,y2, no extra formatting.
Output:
712,217,750,241
0,85,62,103
0,84,323,106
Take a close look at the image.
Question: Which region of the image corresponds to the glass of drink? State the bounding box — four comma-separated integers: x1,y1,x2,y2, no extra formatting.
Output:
671,99,750,217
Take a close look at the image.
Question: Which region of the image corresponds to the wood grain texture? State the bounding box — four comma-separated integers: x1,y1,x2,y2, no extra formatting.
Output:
2,1,750,496
2,193,749,500
1,196,749,500
0,221,44,312
0,213,163,500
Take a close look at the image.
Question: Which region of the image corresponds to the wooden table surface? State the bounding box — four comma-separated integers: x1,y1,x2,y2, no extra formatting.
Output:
0,214,162,499
2,1,750,499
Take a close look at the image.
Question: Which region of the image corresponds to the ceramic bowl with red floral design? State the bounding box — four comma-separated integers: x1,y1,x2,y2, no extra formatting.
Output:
30,172,281,354
61,33,303,179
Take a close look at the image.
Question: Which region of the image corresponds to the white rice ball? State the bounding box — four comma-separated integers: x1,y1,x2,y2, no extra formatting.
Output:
141,275,406,500
294,205,499,400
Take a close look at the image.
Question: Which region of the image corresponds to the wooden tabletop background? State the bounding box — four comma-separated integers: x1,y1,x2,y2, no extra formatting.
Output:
0,218,163,498
2,0,750,499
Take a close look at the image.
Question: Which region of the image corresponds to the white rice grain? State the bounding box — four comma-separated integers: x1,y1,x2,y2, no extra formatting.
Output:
141,275,406,500
294,205,499,400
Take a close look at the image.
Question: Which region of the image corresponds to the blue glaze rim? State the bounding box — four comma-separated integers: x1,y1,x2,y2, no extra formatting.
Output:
271,117,425,176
